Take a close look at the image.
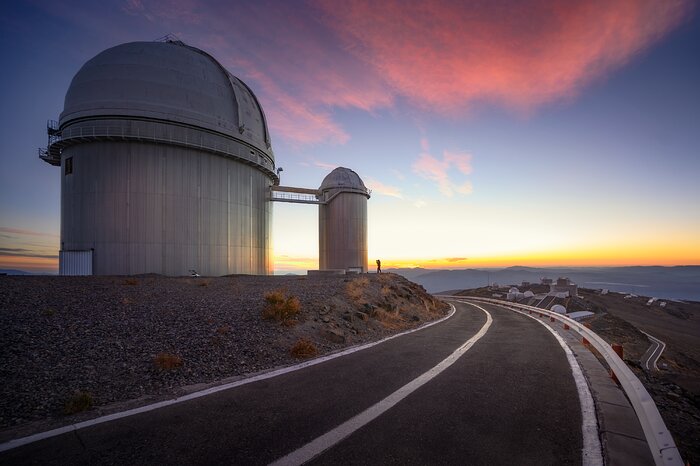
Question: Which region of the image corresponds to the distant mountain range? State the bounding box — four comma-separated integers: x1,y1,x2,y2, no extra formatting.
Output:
0,269,36,275
387,266,700,301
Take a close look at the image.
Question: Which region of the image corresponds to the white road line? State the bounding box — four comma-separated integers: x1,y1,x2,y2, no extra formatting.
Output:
269,302,492,466
500,305,604,466
640,330,666,371
0,305,457,453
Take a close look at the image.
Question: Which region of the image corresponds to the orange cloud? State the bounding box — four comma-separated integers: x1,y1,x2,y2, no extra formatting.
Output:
315,0,693,113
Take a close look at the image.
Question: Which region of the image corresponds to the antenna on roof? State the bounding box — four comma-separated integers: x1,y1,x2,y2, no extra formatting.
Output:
155,33,184,45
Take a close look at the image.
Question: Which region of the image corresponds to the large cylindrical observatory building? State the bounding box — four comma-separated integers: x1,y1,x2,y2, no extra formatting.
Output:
318,168,370,272
41,40,278,276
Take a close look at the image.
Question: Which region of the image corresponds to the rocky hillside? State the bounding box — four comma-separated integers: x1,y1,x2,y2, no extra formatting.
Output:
0,273,448,438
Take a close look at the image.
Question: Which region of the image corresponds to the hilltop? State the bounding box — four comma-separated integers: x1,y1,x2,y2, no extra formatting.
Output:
0,273,447,439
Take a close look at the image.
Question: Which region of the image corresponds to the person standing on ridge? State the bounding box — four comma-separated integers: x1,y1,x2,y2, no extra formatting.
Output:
376,259,381,273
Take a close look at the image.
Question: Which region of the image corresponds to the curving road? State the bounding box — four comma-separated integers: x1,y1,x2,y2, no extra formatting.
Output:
1,301,589,465
640,330,666,371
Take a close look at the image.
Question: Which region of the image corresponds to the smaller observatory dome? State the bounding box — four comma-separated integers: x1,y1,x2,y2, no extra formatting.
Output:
551,304,567,314
319,167,369,195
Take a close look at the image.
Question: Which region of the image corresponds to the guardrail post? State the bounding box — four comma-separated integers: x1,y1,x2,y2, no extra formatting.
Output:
564,323,570,330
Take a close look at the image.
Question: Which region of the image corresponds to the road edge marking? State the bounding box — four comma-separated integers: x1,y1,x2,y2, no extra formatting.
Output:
503,305,604,466
269,301,492,466
0,304,457,453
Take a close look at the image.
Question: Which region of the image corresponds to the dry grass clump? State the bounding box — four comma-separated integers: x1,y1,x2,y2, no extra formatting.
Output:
290,338,318,359
216,325,231,335
121,297,133,305
346,276,370,301
197,279,210,287
153,352,183,370
123,278,138,286
372,307,402,329
64,391,93,414
262,290,301,324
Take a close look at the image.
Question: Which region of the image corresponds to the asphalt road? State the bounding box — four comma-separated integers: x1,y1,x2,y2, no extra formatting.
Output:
1,301,583,465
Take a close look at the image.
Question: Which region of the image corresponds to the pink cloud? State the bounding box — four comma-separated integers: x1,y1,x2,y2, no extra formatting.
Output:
413,146,473,197
123,1,392,146
365,177,403,198
315,0,693,113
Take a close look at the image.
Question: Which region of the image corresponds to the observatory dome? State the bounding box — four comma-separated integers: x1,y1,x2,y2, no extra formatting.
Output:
60,40,272,161
320,167,369,194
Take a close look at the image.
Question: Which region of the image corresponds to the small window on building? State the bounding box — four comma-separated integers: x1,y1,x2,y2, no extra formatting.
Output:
65,157,73,175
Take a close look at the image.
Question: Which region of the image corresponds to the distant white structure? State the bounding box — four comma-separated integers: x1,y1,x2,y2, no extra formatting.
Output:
541,277,553,285
523,290,534,298
601,289,609,295
567,311,594,321
624,294,638,299
551,304,567,314
507,287,524,301
647,298,657,306
659,302,667,308
550,277,578,298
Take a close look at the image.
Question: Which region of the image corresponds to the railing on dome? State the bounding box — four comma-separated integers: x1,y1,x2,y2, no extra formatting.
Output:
38,120,278,182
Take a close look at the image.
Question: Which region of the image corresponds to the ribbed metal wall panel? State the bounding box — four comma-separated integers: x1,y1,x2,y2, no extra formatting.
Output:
58,250,93,275
60,141,271,276
319,193,368,272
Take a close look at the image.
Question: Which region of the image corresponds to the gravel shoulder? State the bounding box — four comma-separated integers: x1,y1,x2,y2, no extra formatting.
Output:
0,273,448,440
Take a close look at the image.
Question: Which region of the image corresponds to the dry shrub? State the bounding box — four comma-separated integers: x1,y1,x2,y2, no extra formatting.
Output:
380,285,393,297
262,290,301,323
153,352,183,370
197,279,210,287
42,308,56,317
290,338,318,359
217,325,231,335
123,278,138,286
64,391,93,414
121,297,133,305
373,307,402,329
346,276,370,301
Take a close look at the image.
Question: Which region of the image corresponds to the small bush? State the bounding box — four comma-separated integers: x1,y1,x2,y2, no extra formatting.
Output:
290,338,318,359
153,352,183,370
121,297,133,305
42,308,56,317
123,278,138,286
216,325,231,335
64,391,93,414
262,290,301,323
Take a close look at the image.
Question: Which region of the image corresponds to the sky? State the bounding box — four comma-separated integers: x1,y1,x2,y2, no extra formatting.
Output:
1,0,699,274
